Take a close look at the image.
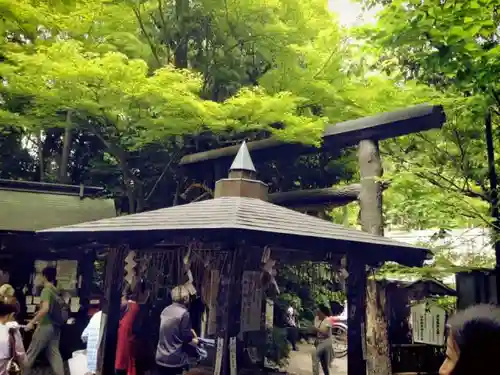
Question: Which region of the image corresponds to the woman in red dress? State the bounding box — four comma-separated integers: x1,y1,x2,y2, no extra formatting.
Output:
115,290,140,375
115,282,150,375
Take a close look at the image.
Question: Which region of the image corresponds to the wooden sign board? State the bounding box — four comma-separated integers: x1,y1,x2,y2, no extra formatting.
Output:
240,271,263,332
411,302,446,346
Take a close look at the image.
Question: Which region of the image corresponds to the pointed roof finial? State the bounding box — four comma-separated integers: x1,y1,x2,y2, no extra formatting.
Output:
230,141,256,173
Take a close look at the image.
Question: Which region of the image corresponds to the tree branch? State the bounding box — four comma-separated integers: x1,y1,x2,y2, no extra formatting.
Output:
145,150,180,201
313,48,338,79
383,140,488,200
130,4,162,68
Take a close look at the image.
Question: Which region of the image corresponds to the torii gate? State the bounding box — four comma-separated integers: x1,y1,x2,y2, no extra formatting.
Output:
179,104,445,210
178,103,446,375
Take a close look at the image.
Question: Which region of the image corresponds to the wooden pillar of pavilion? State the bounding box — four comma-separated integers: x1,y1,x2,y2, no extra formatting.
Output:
97,246,127,375
346,254,367,375
77,249,97,313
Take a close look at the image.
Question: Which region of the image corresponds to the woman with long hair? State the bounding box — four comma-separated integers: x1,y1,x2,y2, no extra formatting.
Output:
115,281,150,375
440,304,500,375
115,286,140,375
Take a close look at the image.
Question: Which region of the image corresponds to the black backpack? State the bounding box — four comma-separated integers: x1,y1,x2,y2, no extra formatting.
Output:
48,288,70,326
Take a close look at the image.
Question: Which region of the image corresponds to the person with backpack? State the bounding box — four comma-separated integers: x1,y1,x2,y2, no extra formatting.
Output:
24,266,66,375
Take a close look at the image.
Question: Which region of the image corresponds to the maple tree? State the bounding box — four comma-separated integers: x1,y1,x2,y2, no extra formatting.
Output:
0,0,437,213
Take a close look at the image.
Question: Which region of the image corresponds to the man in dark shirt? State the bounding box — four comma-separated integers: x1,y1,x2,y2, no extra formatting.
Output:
156,285,198,375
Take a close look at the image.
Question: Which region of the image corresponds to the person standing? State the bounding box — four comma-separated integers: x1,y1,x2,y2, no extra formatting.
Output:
285,305,298,351
24,266,65,375
81,298,104,375
311,305,333,375
156,285,198,375
115,280,150,375
0,300,26,374
115,290,140,375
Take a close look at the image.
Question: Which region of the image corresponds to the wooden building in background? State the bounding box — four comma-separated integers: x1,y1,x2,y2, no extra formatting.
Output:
0,179,116,361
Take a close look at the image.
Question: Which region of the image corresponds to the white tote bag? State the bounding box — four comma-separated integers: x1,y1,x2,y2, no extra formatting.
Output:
68,350,89,375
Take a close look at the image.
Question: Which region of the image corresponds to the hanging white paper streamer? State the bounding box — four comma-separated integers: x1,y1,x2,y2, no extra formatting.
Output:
214,337,224,375
229,337,237,375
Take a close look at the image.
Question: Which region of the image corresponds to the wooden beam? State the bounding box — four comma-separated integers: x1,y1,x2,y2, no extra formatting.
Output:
269,184,360,207
179,104,445,167
268,182,390,208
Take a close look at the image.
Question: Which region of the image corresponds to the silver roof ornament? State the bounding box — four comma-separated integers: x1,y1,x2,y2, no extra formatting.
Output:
229,141,256,173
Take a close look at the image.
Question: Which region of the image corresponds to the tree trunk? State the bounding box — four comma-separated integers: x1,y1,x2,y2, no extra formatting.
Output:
174,0,189,69
134,179,145,213
59,111,73,184
118,158,145,214
122,169,136,214
37,130,45,181
358,139,391,375
93,130,145,214
484,109,500,303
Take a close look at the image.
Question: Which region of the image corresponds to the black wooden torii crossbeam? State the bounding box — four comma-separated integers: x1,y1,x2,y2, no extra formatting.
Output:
179,104,445,167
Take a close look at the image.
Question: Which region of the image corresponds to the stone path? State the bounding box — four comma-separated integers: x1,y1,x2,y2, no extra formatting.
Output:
285,343,347,375
30,344,347,375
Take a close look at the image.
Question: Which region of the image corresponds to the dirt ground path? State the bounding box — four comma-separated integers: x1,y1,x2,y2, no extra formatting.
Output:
285,343,347,375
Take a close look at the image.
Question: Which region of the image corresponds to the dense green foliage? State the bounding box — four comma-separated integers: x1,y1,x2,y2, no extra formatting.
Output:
358,0,499,232
354,0,500,277
0,0,398,211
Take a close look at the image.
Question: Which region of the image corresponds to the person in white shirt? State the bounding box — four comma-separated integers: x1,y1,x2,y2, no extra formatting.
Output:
81,303,104,375
311,305,332,375
285,305,298,351
0,300,26,375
